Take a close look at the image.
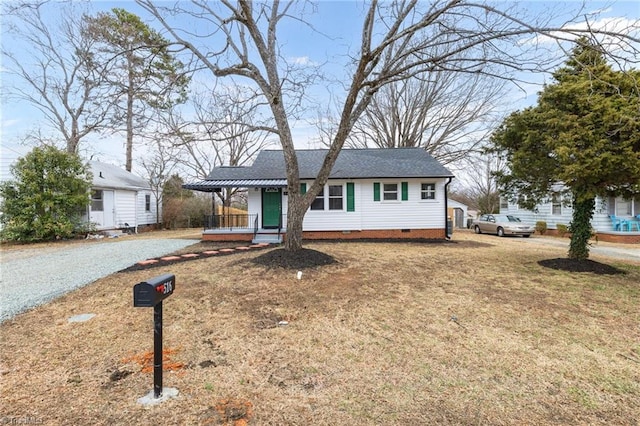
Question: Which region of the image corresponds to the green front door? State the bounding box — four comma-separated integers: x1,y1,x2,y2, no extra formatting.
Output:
262,188,282,228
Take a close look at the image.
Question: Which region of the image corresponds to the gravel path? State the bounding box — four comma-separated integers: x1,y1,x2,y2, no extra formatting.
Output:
0,238,197,322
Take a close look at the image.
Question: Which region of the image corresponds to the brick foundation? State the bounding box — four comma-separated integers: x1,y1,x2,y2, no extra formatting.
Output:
301,228,446,240
202,233,255,242
540,229,640,244
201,228,447,242
595,233,640,244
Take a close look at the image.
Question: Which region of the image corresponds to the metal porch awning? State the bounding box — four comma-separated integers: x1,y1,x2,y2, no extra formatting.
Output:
183,179,288,192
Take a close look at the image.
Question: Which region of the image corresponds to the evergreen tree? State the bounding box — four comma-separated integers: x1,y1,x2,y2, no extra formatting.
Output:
86,8,189,171
490,38,640,259
0,146,92,242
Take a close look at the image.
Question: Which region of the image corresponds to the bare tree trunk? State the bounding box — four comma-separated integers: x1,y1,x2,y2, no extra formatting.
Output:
126,70,134,171
285,193,305,251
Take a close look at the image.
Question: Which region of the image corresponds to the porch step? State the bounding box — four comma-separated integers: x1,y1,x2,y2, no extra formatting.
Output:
252,234,283,244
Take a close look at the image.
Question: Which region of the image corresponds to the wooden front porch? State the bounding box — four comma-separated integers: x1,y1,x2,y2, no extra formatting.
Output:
202,214,284,244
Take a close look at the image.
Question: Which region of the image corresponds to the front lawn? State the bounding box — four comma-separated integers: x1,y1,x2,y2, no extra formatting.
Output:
1,233,638,425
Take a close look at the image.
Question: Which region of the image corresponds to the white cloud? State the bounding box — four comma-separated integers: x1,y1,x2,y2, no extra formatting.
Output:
1,119,20,129
518,16,639,47
288,56,319,66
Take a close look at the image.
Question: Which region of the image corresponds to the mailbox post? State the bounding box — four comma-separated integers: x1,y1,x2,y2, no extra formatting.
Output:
133,274,175,400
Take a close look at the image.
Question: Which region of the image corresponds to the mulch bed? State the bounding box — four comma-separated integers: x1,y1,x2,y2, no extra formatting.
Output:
251,248,338,270
538,258,625,275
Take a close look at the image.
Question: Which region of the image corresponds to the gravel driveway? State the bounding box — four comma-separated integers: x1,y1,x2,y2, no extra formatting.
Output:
517,236,640,262
0,237,197,322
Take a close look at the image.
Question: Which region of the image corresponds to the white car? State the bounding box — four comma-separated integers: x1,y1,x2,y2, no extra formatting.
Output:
472,214,534,237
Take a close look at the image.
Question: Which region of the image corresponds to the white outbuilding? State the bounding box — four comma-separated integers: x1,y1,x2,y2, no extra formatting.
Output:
84,161,160,232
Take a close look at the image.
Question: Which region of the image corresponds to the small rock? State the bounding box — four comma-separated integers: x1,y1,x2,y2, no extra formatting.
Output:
68,313,96,323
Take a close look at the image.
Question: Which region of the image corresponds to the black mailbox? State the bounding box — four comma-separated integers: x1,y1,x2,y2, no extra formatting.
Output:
133,274,175,307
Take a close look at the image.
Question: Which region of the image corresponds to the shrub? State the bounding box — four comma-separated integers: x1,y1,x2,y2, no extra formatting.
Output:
0,146,92,242
535,221,547,235
162,194,211,229
556,224,569,237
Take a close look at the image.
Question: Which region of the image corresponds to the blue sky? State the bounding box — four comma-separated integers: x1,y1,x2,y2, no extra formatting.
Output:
1,0,638,180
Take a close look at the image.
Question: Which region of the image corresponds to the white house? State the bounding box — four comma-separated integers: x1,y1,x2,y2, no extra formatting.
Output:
499,187,640,243
85,161,160,232
184,148,455,243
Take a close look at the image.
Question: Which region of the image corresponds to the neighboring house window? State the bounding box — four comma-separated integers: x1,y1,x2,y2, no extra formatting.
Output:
616,198,632,216
551,193,562,215
421,183,436,200
311,188,324,210
383,183,398,201
145,194,151,212
500,197,508,210
328,185,343,210
91,190,103,211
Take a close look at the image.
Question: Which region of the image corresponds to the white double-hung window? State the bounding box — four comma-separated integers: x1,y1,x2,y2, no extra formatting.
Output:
421,183,436,200
311,184,344,211
383,183,398,201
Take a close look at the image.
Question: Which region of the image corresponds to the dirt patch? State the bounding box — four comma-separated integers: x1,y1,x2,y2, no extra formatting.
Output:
251,247,338,269
538,258,625,275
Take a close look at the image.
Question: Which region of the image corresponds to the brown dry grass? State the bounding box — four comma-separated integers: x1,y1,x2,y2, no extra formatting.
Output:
1,232,639,425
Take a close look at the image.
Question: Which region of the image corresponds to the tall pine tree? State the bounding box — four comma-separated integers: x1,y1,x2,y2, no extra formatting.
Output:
86,9,189,171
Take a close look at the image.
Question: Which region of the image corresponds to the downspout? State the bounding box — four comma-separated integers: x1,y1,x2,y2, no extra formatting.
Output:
444,177,453,240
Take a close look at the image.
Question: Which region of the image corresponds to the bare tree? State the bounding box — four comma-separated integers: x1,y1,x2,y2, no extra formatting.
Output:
348,69,507,166
170,85,275,177
139,140,180,225
2,2,114,153
162,84,276,209
137,0,639,251
452,152,506,215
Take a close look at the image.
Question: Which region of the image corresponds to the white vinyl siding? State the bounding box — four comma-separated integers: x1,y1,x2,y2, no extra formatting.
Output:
115,190,137,227
137,190,159,226
298,179,445,231
253,179,448,232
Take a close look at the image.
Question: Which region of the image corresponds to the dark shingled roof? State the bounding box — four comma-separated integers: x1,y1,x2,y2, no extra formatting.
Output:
185,148,453,191
211,148,453,180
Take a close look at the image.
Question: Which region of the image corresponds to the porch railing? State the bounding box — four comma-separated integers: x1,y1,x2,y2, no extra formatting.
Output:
253,215,259,240
204,214,256,231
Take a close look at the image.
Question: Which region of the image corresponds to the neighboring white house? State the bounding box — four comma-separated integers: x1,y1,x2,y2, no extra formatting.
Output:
499,186,640,243
184,148,455,243
84,161,160,232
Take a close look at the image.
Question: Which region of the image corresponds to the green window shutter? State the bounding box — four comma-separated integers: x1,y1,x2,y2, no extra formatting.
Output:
373,182,380,201
401,182,408,201
347,182,355,212
300,183,306,194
